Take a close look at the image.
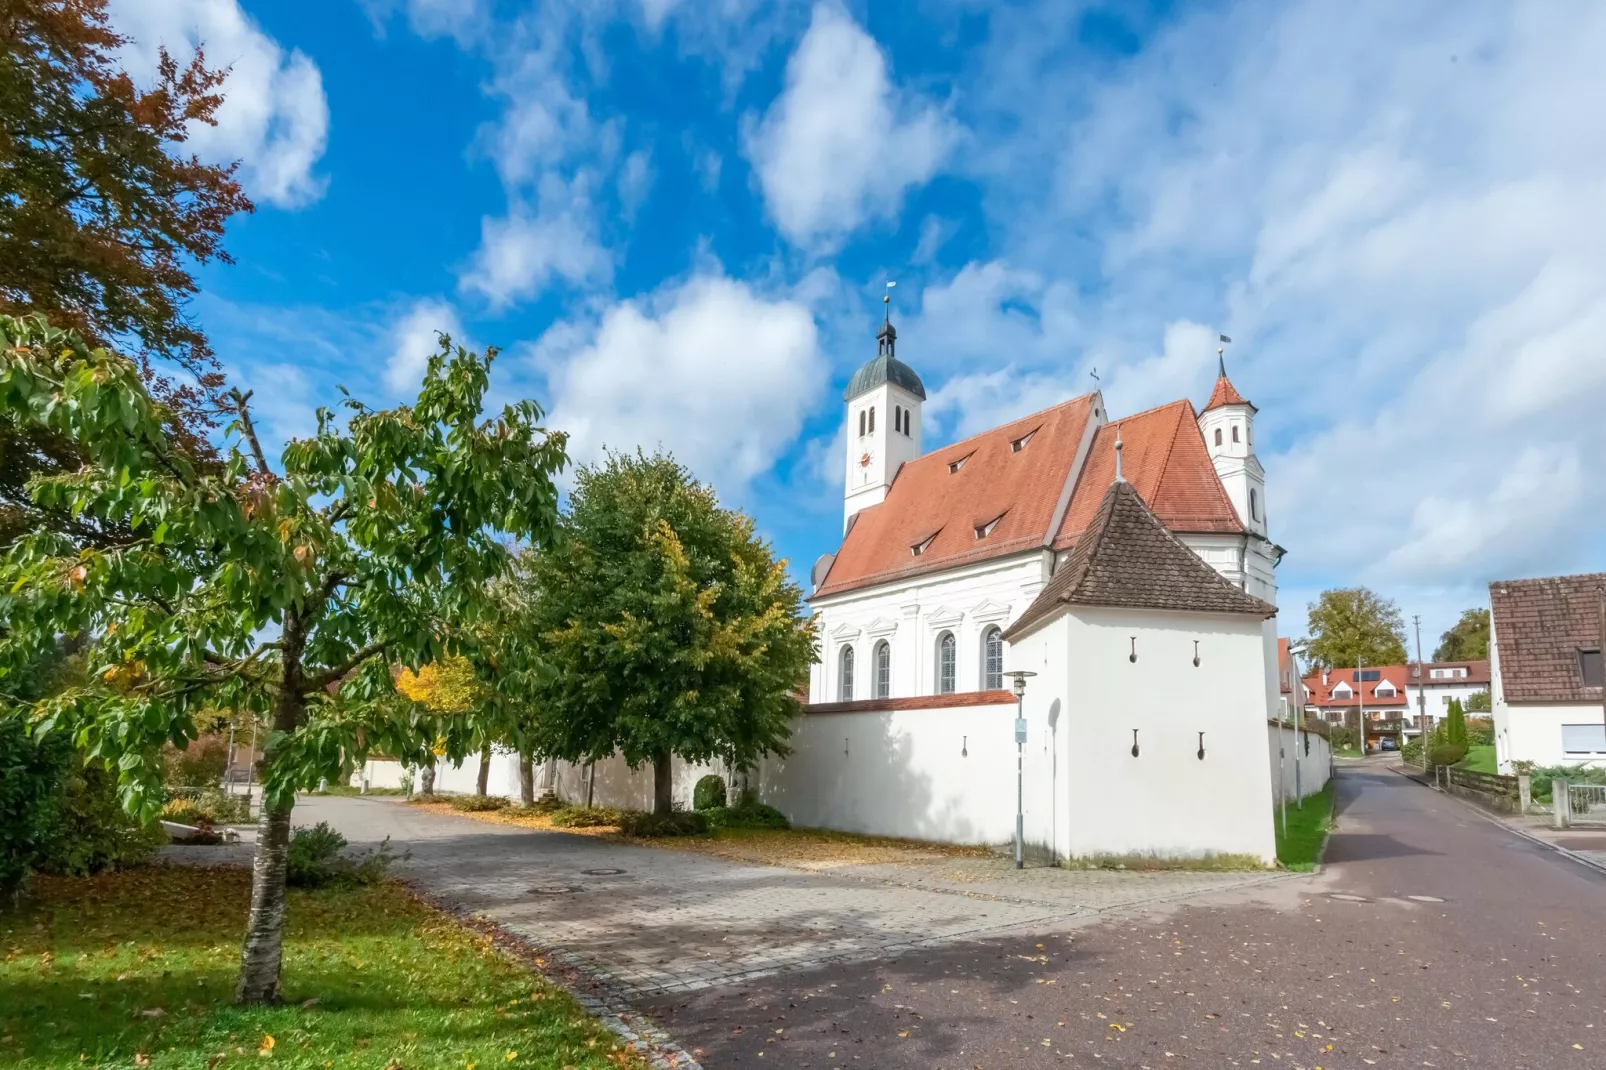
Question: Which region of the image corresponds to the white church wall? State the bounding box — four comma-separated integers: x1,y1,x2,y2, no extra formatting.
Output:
1006,614,1076,859
548,752,726,811
811,552,1049,704
428,747,523,798
758,697,1022,845
1266,720,1331,804
1053,608,1277,863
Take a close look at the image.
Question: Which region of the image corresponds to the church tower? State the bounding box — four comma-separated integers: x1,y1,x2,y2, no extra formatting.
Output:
843,298,925,531
1197,347,1267,538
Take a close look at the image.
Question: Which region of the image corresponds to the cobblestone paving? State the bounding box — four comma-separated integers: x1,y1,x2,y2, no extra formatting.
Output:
296,796,1290,998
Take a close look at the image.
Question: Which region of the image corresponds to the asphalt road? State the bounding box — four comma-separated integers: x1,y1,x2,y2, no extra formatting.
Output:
644,764,1606,1069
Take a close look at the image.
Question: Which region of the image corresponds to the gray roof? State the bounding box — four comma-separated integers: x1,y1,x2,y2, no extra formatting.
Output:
843,352,926,402
1004,478,1276,641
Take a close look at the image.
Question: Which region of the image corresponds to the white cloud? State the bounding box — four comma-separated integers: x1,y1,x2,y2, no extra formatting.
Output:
532,274,823,493
108,0,329,208
618,149,654,219
745,3,957,247
458,184,611,309
385,299,467,394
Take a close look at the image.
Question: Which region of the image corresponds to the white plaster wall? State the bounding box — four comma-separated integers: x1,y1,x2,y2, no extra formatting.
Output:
548,753,726,811
1053,609,1277,863
1496,703,1606,772
1267,722,1331,804
427,747,523,798
759,701,1021,844
811,552,1048,704
1403,680,1489,733
351,758,408,790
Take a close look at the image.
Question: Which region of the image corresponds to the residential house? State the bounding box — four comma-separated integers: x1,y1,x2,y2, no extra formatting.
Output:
1489,573,1606,771
1302,664,1411,751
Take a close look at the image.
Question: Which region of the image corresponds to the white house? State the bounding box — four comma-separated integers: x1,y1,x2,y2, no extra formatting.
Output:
1490,573,1606,771
761,322,1295,864
1402,660,1490,737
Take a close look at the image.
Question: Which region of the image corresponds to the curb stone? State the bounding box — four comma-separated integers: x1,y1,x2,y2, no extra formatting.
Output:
407,885,704,1070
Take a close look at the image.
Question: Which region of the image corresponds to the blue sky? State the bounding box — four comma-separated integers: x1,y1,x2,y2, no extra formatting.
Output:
108,0,1606,650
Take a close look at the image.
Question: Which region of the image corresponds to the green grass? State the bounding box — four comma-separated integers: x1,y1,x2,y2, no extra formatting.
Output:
304,784,410,797
1457,744,1497,774
1333,746,1363,759
0,868,641,1069
1274,781,1334,871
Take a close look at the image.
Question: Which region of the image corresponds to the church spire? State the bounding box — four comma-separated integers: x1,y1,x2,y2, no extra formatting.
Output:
878,283,896,358
1203,334,1255,413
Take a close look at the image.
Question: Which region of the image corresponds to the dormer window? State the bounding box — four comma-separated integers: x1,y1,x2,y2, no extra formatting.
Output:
911,531,938,557
974,512,1006,539
1375,684,1397,698
1010,428,1038,452
948,452,972,474
1581,648,1604,688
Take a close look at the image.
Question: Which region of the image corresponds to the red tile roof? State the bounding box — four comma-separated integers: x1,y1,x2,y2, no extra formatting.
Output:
1053,400,1244,549
1301,664,1411,707
1203,374,1254,413
1406,660,1491,686
1490,573,1606,702
814,394,1098,597
1004,480,1274,641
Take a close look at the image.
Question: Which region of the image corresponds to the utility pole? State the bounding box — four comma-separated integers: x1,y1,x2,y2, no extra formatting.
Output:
1414,614,1427,756
1356,656,1366,756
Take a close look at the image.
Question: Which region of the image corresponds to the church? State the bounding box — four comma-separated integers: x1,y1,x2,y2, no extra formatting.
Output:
759,309,1293,864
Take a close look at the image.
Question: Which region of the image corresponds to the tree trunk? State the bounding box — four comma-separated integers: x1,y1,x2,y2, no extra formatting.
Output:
476,743,492,796
236,800,293,1002
653,748,673,815
420,764,436,797
518,751,535,806
237,609,308,1004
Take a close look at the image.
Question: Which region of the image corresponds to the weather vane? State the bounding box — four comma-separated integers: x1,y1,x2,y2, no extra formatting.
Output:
1089,366,1100,387
884,280,896,320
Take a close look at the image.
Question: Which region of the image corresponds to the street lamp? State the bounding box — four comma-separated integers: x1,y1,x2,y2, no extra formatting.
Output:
1002,670,1037,870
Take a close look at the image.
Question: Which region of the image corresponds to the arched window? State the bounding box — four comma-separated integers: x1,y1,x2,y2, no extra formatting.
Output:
982,626,1004,690
1249,488,1259,522
868,406,875,433
874,640,891,699
858,410,866,437
936,632,956,694
838,646,855,702
1232,424,1240,443
1214,427,1222,446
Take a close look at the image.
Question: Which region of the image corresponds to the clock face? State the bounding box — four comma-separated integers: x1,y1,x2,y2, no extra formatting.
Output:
859,451,872,468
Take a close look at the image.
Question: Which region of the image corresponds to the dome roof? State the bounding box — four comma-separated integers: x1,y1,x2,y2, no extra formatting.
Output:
843,352,926,402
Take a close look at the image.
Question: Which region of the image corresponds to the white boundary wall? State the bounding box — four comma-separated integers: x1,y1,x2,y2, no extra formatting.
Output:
1266,721,1331,804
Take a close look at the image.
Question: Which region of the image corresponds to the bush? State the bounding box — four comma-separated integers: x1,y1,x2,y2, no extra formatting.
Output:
286,822,403,889
1,718,71,902
1428,743,1468,767
448,794,509,812
1526,764,1606,802
1399,736,1424,765
692,774,727,811
548,805,623,828
161,789,249,826
1466,716,1494,747
704,801,790,830
161,734,230,789
617,810,710,837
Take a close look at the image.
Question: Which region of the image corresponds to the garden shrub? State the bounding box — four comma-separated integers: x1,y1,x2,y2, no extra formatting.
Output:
548,805,623,828
704,801,790,830
160,790,249,827
618,810,710,837
448,794,510,812
692,774,727,811
286,822,403,889
1,717,70,902
1399,736,1424,765
1428,743,1468,767
161,734,230,789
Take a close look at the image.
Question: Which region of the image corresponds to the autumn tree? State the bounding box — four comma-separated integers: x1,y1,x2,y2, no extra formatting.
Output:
0,317,566,1001
524,451,815,815
395,656,486,795
1305,587,1408,669
1433,607,1490,662
0,0,254,546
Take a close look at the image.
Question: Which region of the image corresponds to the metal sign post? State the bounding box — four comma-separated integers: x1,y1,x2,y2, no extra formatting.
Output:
1003,670,1037,870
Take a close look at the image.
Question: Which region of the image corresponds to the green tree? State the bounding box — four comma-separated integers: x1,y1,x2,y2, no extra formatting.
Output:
1305,587,1408,668
1445,698,1468,748
524,451,816,815
1465,689,1491,713
1433,607,1490,662
0,0,254,546
0,316,566,1001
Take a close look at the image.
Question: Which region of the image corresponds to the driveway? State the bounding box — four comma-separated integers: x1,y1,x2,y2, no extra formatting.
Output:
294,795,1288,999
645,764,1606,1068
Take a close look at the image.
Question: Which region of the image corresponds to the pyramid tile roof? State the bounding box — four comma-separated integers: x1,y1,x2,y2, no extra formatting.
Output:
1004,480,1275,641
1203,373,1255,413
1490,573,1606,702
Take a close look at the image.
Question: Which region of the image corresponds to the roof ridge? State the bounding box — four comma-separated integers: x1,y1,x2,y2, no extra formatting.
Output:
1145,400,1187,506
928,391,1097,457
1111,396,1193,424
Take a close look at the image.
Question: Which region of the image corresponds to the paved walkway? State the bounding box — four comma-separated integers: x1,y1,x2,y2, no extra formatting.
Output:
289,796,1289,999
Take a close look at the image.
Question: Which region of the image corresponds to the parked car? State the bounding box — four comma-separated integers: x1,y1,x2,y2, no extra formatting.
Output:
1380,738,1398,751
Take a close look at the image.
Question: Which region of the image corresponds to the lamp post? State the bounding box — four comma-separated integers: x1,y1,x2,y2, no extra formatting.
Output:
1003,670,1037,870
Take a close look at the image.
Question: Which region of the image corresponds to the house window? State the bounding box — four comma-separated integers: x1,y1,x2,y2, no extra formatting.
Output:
948,453,970,474
1249,488,1259,522
1214,427,1222,446
982,627,1004,690
1009,429,1037,452
874,640,891,699
1331,684,1353,699
1232,425,1240,443
1562,723,1606,755
838,646,855,702
974,513,1005,539
936,632,956,694
1376,684,1397,697
1579,648,1603,688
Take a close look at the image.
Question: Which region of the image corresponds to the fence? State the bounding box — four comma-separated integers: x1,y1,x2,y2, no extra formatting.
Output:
1439,766,1521,813
1561,782,1606,827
